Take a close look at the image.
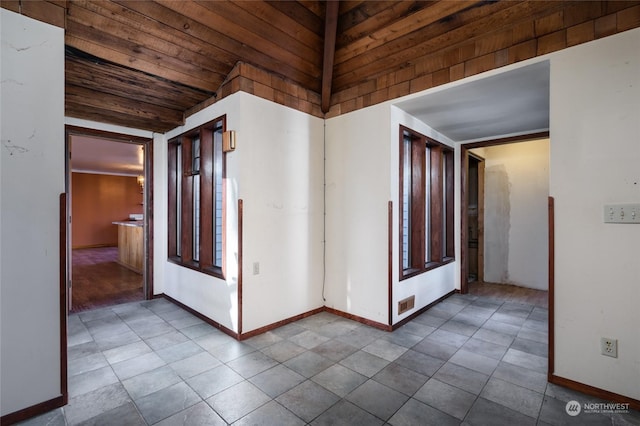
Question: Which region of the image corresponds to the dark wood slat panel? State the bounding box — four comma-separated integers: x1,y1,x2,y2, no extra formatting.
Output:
65,32,219,93
1,1,20,13
562,1,602,27
322,0,339,113
268,1,325,36
48,0,68,7
194,0,321,70
334,1,564,91
66,85,184,129
75,0,237,72
334,0,516,85
6,0,636,132
19,0,66,28
65,13,225,90
339,0,396,33
156,0,321,91
298,0,325,18
335,1,481,64
66,57,211,110
109,0,237,70
66,104,171,133
337,1,429,45
604,0,640,14
233,1,323,50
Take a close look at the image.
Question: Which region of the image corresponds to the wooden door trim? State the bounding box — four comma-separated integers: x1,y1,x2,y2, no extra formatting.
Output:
477,156,485,283
388,201,393,326
460,146,469,293
65,125,154,302
59,193,68,403
459,131,549,294
548,196,555,379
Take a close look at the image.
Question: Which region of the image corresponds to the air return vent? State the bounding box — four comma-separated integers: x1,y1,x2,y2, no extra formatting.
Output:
398,295,415,315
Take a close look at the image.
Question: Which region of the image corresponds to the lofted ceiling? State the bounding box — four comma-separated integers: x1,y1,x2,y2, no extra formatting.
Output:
28,0,498,132
3,1,638,134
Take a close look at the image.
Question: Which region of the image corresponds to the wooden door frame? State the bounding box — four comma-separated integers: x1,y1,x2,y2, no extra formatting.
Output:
466,153,485,284
64,125,154,305
459,131,549,294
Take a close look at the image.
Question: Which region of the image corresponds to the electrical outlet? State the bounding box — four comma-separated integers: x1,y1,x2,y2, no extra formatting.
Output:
253,262,260,275
600,337,618,358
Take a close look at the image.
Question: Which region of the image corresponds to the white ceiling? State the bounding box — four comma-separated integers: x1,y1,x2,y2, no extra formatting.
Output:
71,135,143,176
395,61,550,143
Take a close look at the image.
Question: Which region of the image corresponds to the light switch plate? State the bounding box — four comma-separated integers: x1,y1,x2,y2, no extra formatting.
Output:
603,204,640,223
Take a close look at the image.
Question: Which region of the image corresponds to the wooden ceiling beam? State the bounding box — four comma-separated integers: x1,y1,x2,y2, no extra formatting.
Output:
66,85,184,130
65,104,174,133
65,32,220,93
321,0,340,113
65,57,210,110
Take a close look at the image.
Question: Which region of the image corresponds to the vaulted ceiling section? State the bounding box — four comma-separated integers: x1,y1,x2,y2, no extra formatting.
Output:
2,1,640,132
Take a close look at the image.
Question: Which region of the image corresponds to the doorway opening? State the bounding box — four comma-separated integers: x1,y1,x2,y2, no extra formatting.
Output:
65,126,153,312
461,132,549,295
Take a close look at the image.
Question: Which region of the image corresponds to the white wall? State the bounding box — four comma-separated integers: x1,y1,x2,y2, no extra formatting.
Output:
472,140,549,290
1,10,65,416
161,92,325,334
324,107,391,324
324,104,458,326
550,28,640,400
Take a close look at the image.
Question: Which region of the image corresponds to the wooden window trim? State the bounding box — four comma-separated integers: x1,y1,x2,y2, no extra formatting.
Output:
168,116,226,279
399,126,455,281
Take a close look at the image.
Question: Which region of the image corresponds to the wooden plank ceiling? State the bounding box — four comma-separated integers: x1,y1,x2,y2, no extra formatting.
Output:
4,1,637,132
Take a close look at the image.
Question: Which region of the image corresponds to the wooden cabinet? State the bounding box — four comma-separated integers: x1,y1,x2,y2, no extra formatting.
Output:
113,221,143,274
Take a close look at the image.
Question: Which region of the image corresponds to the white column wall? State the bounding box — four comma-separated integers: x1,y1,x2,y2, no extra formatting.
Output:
550,28,640,400
1,10,64,416
162,92,325,334
324,107,392,324
235,94,325,333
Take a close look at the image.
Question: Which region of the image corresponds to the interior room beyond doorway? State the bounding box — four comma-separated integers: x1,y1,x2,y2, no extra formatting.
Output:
467,138,550,292
68,132,150,312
